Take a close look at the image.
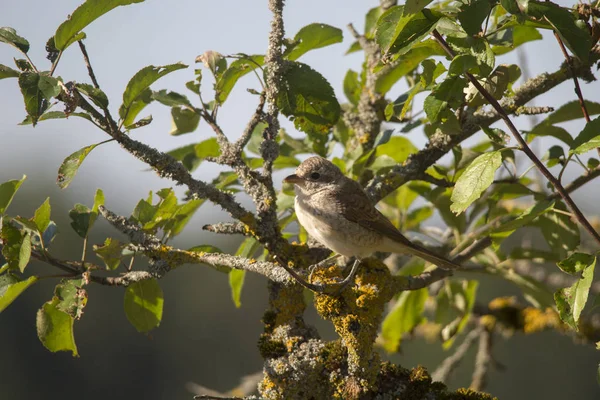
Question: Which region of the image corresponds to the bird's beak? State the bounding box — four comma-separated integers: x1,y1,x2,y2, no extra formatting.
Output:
283,174,303,184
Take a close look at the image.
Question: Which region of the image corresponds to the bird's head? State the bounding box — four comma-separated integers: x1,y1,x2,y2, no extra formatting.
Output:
284,156,344,195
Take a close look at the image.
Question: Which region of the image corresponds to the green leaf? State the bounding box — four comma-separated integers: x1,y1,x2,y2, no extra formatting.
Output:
527,1,592,62
18,233,31,273
1,221,32,273
545,101,600,125
557,252,595,275
571,117,600,155
275,61,340,135
447,36,495,77
19,110,93,126
492,25,543,55
0,175,26,215
343,69,360,105
375,40,444,94
119,63,187,121
535,202,580,258
75,83,108,109
169,107,200,136
285,23,343,61
229,269,245,308
375,136,418,163
375,6,440,56
54,279,87,319
69,201,100,238
151,89,192,108
527,124,573,146
381,288,428,352
33,197,51,233
215,55,264,104
54,0,145,50
458,0,492,36
0,275,37,312
93,238,126,270
167,137,220,172
404,0,434,15
18,72,61,126
0,27,30,53
229,237,260,308
0,64,19,79
450,151,502,214
57,143,99,189
448,54,479,76
424,76,468,122
554,255,595,330
36,297,78,356
124,278,164,333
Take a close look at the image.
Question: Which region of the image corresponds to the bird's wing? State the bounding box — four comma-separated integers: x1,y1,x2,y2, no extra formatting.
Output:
327,183,414,247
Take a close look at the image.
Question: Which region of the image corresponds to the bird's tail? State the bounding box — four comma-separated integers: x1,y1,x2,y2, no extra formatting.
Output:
399,241,461,271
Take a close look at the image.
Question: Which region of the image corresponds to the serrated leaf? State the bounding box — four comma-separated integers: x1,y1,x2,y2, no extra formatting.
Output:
215,55,264,104
404,0,434,15
124,279,164,333
196,51,227,79
119,63,187,122
229,237,260,308
57,143,99,189
424,76,468,122
571,117,600,155
18,233,31,272
69,204,93,238
169,107,200,136
448,54,479,76
545,101,600,125
554,255,595,330
54,0,145,50
285,23,343,61
450,151,502,214
375,6,440,56
0,27,30,53
0,64,19,79
0,175,26,215
0,275,37,313
36,297,78,356
527,124,573,146
275,61,340,135
381,288,428,352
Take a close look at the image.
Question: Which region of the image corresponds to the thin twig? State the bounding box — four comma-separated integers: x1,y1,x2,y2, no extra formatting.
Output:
431,29,600,245
432,327,482,383
470,327,492,391
552,32,591,122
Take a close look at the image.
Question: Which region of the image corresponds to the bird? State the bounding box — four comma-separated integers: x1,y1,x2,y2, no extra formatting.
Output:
283,156,461,289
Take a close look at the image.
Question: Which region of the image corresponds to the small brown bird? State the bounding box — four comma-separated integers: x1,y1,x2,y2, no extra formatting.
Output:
284,156,460,285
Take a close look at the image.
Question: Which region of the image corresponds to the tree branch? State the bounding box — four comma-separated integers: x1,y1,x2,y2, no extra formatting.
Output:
366,46,600,204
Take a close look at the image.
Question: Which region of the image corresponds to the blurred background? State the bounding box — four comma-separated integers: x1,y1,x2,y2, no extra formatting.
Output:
1,0,599,399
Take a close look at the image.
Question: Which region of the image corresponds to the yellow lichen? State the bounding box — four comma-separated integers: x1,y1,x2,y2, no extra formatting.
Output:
522,307,560,333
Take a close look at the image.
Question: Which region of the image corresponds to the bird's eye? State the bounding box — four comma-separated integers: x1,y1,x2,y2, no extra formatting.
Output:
310,172,321,180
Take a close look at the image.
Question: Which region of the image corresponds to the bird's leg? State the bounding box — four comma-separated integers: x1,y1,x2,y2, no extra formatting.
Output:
308,254,342,282
328,258,361,295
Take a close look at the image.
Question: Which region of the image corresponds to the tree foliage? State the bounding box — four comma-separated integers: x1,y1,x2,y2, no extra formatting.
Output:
1,0,600,398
